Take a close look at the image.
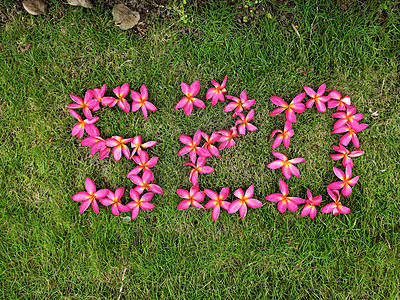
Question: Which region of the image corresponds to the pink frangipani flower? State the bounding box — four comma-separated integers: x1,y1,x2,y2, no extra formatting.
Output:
330,143,364,167
218,126,238,150
102,83,130,113
265,179,305,213
100,187,130,215
130,136,157,158
300,189,322,219
66,90,98,115
131,84,157,120
204,187,231,221
176,184,205,210
270,121,294,149
321,189,350,215
304,83,330,112
332,106,364,131
183,157,214,185
72,178,109,214
126,190,155,220
91,84,115,109
235,109,258,135
69,109,99,139
202,132,221,157
228,185,262,219
267,151,306,179
327,90,351,111
106,136,133,161
327,165,359,197
127,151,159,180
332,124,368,149
175,80,205,116
177,129,211,164
81,135,107,157
224,90,255,117
206,75,228,105
269,93,305,123
129,170,164,195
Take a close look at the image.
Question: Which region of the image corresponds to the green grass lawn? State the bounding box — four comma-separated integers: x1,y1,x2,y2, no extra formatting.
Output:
1,0,399,298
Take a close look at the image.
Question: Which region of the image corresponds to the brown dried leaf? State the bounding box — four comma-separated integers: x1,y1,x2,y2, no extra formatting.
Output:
112,4,140,30
22,0,46,15
67,0,93,9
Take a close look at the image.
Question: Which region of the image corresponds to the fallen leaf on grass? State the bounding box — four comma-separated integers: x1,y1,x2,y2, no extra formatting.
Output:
67,0,93,9
22,0,46,15
112,4,140,30
291,23,301,38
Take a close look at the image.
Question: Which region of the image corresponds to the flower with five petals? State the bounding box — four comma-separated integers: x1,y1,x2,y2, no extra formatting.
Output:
176,184,205,210
332,106,364,132
332,124,369,149
72,178,109,214
175,80,205,116
269,93,305,123
126,190,155,220
130,136,157,158
327,165,359,197
69,109,99,139
267,151,306,179
91,84,115,109
218,126,239,150
330,143,364,167
206,75,228,105
106,136,133,161
201,132,221,157
228,185,262,219
224,90,255,117
235,109,258,135
321,189,350,215
304,83,330,112
102,83,130,113
270,121,294,149
265,179,305,213
327,90,351,111
183,157,214,185
66,90,98,115
100,187,130,215
129,170,164,195
204,187,231,221
177,129,211,164
127,151,159,180
300,189,322,219
131,84,157,120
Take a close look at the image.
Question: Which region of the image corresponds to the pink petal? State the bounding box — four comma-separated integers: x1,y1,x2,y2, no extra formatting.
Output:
315,100,326,112
342,185,352,197
239,205,247,219
288,164,300,177
272,135,283,149
277,200,287,213
79,199,92,214
204,189,218,200
149,184,163,195
265,193,283,202
279,179,288,196
282,165,292,179
246,198,262,209
189,80,200,96
300,204,312,217
212,205,220,221
181,82,190,95
192,98,205,109
286,109,297,123
228,199,242,214
84,178,96,194
288,158,305,164
184,102,193,116
286,200,298,212
303,86,316,98
270,96,286,106
91,200,99,214
72,191,90,201
321,203,335,213
316,83,326,97
131,206,139,220
333,167,346,180
177,200,191,210
220,187,229,200
141,202,154,210
175,97,188,109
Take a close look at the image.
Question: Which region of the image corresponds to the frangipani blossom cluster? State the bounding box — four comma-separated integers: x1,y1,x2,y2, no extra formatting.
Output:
267,83,368,217
68,83,163,219
175,77,262,220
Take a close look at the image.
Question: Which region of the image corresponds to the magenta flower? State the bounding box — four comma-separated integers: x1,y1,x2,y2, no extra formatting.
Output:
131,84,157,120
106,136,133,161
300,189,322,219
175,80,205,116
332,124,368,149
201,132,221,157
327,90,351,111
206,75,228,105
218,126,239,150
266,179,305,213
270,121,294,149
100,187,130,215
72,178,109,214
91,84,115,108
66,90,98,115
332,106,364,131
228,185,262,219
269,93,305,123
327,165,359,197
126,190,155,220
267,151,306,179
129,170,164,195
102,83,130,113
127,151,159,180
235,109,258,135
183,157,214,185
321,189,350,215
81,135,107,157
224,90,255,117
69,109,99,139
176,184,205,210
330,143,364,167
204,187,231,221
304,83,330,112
177,129,211,164
130,136,157,158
